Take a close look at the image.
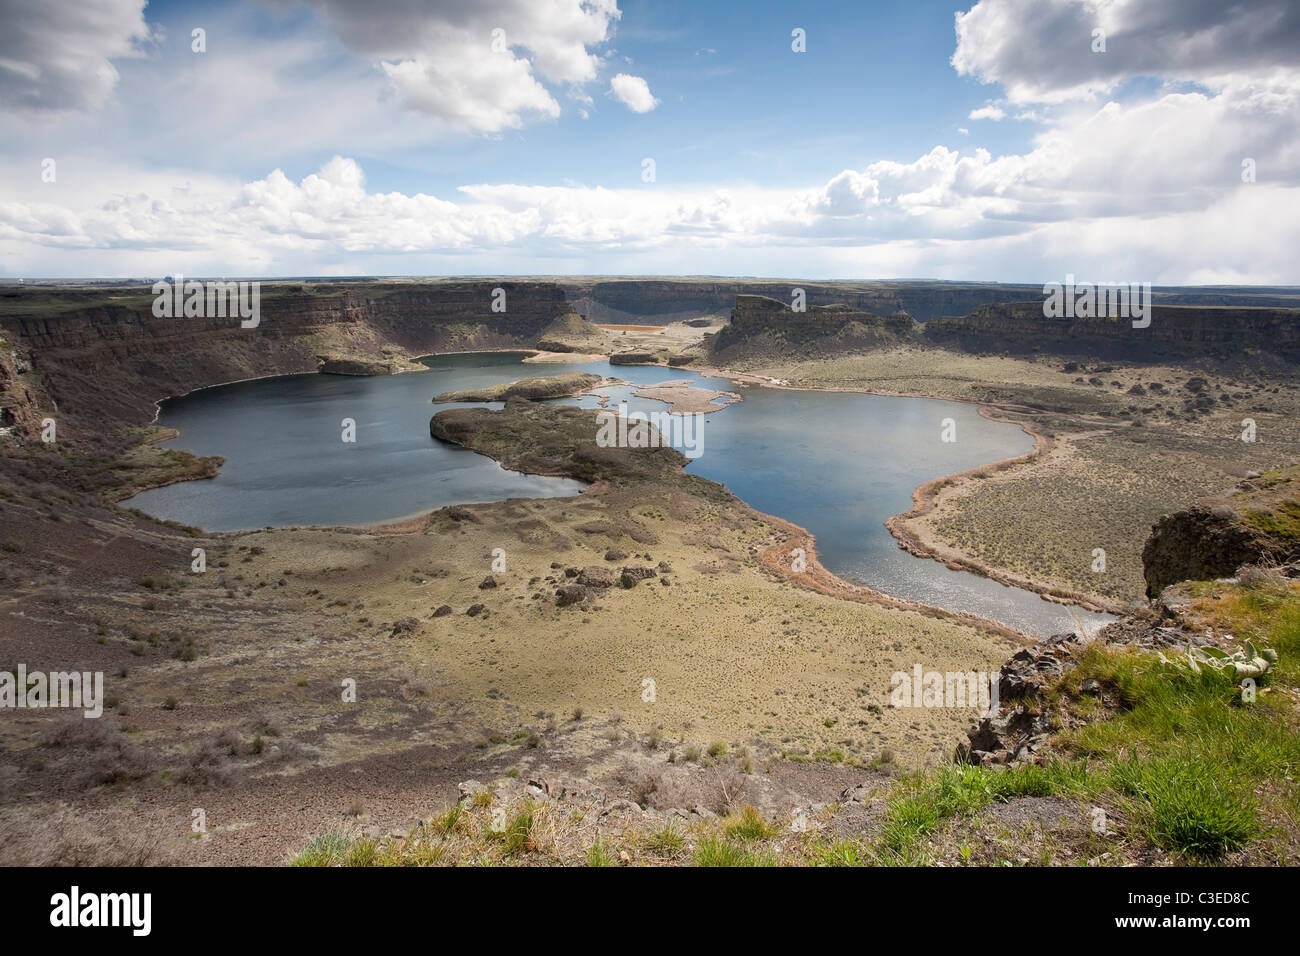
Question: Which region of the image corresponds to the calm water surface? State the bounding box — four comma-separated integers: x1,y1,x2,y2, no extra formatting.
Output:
126,352,1112,635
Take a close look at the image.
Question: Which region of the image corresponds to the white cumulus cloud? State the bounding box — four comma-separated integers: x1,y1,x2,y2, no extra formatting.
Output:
298,0,621,132
609,73,658,112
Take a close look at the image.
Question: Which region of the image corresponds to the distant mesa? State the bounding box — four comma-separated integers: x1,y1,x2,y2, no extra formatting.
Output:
708,294,919,364
708,293,1300,366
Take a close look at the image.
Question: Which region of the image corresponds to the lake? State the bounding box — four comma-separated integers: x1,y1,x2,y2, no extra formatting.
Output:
125,351,1112,635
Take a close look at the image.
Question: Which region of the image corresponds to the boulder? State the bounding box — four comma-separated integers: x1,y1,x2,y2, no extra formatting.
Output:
555,585,591,607
957,631,1087,766
389,617,420,637
577,566,616,588
620,566,658,588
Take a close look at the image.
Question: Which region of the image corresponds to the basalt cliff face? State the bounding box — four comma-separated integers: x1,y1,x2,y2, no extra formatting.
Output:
0,282,579,434
558,279,1300,326
1142,467,1300,597
1142,507,1275,599
7,279,1300,439
710,295,1300,366
559,279,1058,325
0,345,41,435
559,279,905,325
708,294,920,363
925,302,1300,364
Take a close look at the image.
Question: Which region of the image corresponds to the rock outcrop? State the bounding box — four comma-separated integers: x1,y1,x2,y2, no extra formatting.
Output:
709,295,920,363
1142,507,1276,597
619,565,658,588
0,344,43,437
576,566,616,588
957,620,1217,765
957,633,1086,766
1141,467,1300,597
609,351,664,366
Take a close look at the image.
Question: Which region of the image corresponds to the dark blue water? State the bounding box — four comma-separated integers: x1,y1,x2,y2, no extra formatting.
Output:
125,351,1111,635
125,353,587,528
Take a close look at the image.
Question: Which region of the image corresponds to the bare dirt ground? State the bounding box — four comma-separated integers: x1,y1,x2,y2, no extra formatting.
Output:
0,452,1015,864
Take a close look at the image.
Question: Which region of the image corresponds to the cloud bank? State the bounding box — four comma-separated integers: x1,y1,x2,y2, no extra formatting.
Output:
0,0,1296,282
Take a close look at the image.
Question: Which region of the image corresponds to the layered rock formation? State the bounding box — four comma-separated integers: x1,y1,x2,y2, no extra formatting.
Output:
560,278,1300,326
709,295,920,363
1142,466,1300,597
0,344,42,436
559,279,903,325
925,302,1300,363
0,281,579,431
710,294,1300,366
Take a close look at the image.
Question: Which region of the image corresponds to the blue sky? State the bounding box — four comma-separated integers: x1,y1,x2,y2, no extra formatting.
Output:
1,0,1298,281
126,0,1039,193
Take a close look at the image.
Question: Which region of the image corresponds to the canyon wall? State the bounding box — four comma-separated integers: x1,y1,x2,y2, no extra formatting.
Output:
7,278,1300,441
709,294,1300,365
0,282,577,434
559,279,904,324
924,302,1300,363
559,279,1300,325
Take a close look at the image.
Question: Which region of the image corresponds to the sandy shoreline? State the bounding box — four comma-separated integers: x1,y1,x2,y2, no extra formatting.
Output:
882,406,1122,615
751,508,1034,643
686,361,1122,614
